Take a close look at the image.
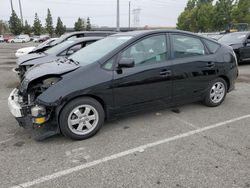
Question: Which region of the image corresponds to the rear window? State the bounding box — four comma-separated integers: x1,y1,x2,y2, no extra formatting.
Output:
204,40,220,53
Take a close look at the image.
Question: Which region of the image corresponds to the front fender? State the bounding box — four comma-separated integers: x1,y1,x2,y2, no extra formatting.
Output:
36,64,114,108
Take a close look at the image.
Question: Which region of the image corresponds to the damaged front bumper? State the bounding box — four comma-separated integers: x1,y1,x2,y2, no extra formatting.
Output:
8,88,59,140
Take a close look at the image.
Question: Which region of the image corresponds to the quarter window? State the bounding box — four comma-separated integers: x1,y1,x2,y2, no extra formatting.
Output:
204,39,220,54
120,35,167,66
172,34,205,58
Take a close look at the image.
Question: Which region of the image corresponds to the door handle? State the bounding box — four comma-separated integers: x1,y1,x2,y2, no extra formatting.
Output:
160,69,172,76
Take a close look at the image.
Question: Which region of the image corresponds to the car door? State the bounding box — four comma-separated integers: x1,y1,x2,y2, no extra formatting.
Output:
170,33,218,104
112,34,173,113
241,34,250,61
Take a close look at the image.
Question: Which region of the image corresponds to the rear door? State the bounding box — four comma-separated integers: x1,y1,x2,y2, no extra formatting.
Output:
112,34,173,113
241,33,250,61
170,33,218,104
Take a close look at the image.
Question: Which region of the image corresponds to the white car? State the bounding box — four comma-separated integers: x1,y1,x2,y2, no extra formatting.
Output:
15,46,36,57
15,38,58,57
9,35,30,43
0,35,4,43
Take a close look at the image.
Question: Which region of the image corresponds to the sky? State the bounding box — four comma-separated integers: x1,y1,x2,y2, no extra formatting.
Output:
0,0,188,28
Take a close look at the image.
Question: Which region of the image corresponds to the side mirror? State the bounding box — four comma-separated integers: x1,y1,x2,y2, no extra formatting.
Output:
246,39,250,44
118,58,135,68
67,50,74,55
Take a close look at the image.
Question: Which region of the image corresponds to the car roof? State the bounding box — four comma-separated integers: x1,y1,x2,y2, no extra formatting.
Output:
113,29,204,37
111,29,218,43
70,36,104,42
47,37,103,54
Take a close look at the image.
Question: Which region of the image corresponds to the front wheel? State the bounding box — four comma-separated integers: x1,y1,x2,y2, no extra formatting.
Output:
203,78,227,107
59,97,105,140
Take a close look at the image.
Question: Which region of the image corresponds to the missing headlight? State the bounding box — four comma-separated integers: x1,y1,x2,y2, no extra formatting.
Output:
43,77,61,87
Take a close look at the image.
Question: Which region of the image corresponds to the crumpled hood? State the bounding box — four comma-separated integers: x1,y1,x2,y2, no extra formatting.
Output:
17,53,46,66
24,59,80,81
20,54,58,66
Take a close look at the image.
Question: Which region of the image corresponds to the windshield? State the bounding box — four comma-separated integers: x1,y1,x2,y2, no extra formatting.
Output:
50,33,69,46
219,32,247,44
70,36,133,66
45,40,74,55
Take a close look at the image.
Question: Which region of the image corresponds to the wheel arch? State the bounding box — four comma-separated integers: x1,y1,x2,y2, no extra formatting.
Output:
56,94,108,127
218,75,230,92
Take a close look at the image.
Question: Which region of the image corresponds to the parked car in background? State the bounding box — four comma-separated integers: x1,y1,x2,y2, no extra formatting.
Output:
218,31,250,63
0,35,4,42
9,35,30,43
29,38,58,54
15,38,58,58
199,33,224,41
31,31,116,53
15,46,35,58
4,35,13,42
8,30,238,140
30,35,40,41
34,35,50,43
16,37,103,78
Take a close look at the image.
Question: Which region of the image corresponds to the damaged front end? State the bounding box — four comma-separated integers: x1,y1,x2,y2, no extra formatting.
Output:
8,77,61,140
8,59,80,140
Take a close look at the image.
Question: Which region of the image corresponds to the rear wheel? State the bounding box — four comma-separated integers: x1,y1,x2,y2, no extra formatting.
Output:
59,97,105,140
204,78,227,107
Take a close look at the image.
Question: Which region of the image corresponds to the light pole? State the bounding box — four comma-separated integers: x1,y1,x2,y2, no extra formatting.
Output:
116,0,120,32
10,0,14,13
18,0,24,25
129,1,131,28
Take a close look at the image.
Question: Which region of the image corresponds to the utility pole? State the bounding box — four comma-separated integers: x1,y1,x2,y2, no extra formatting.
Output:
10,0,14,13
116,0,120,32
129,1,131,28
18,0,24,25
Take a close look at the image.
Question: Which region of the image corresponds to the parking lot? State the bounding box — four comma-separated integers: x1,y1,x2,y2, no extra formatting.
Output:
0,42,249,188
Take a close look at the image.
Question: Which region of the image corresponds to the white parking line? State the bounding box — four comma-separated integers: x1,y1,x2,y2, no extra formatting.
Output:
0,137,14,144
10,114,250,188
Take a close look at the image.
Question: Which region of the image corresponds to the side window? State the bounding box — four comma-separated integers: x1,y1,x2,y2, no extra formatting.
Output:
85,41,95,46
60,44,82,56
204,39,220,54
120,35,167,67
172,34,205,59
103,57,115,70
67,36,77,41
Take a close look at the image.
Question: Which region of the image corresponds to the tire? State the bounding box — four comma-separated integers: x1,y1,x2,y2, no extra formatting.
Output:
203,78,227,107
59,97,105,140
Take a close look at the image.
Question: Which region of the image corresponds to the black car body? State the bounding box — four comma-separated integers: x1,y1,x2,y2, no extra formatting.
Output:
8,30,238,140
218,32,250,63
16,37,103,79
29,31,116,54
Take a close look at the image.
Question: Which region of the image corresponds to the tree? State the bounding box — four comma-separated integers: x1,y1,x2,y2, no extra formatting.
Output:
8,10,22,35
45,8,54,36
196,3,215,32
86,17,91,31
33,13,43,35
185,0,196,11
55,17,66,36
212,0,234,31
23,20,31,35
74,17,85,31
0,20,9,34
232,0,250,23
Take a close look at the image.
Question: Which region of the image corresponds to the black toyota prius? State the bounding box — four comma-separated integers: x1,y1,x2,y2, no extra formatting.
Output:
8,30,238,140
